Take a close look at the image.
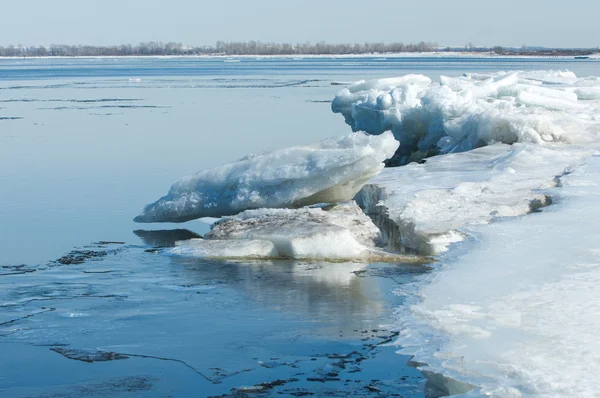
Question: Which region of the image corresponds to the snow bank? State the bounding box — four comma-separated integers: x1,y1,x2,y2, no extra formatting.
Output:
333,71,600,165
397,154,600,397
356,143,590,255
168,202,423,262
134,131,398,223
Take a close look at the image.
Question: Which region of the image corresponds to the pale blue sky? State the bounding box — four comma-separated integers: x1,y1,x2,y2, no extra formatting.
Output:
2,0,599,48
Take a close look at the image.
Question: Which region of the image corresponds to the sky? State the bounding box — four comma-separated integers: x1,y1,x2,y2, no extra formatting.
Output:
2,0,599,49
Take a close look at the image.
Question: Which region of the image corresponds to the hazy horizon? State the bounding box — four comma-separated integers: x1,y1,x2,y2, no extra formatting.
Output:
2,0,599,49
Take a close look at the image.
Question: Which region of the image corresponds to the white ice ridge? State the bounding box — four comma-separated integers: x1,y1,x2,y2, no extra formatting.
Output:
134,132,399,223
167,202,423,262
356,143,592,255
332,70,600,164
396,154,600,397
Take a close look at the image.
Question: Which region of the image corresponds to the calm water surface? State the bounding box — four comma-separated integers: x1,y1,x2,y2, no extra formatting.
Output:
1,56,598,264
0,56,599,397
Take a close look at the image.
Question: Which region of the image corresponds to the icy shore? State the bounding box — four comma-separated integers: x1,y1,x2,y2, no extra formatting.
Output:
396,154,600,397
356,143,590,255
338,71,600,396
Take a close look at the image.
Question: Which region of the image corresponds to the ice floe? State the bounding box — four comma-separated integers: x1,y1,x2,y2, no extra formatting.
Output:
356,143,591,255
134,131,398,223
167,202,424,262
333,70,600,165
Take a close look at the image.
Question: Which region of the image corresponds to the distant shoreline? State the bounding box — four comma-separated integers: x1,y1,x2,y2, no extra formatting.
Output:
1,52,599,60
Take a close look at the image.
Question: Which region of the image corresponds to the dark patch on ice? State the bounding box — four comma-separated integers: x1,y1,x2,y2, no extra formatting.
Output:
194,79,321,90
0,98,38,102
306,376,341,382
283,390,315,396
134,229,202,247
0,116,23,120
259,360,299,369
53,242,126,265
50,347,129,362
88,112,124,116
82,269,115,274
528,194,552,213
0,98,141,103
39,105,167,110
55,250,109,265
421,369,476,398
219,378,299,396
69,98,142,103
305,100,331,103
0,264,36,276
553,168,575,188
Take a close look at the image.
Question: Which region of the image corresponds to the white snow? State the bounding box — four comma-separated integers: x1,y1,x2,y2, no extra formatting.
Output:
134,131,398,223
396,154,600,397
356,143,591,255
333,70,600,164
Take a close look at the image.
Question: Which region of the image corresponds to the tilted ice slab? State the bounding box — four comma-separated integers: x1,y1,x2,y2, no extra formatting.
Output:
333,70,600,165
168,239,279,259
135,131,398,223
396,154,600,397
356,143,591,255
168,202,423,262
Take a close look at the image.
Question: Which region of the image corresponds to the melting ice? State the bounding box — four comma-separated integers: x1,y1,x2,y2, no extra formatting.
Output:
397,155,600,397
168,202,422,262
333,70,600,165
140,69,600,395
335,71,600,396
134,131,398,223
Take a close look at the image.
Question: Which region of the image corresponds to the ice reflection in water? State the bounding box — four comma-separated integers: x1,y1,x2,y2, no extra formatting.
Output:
0,230,428,396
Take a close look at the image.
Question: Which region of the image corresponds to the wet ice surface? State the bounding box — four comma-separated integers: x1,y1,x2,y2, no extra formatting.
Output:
394,155,600,397
0,238,427,397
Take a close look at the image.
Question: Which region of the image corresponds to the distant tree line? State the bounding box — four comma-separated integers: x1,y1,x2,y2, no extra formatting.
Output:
0,41,439,57
0,41,596,57
490,45,598,57
214,40,438,55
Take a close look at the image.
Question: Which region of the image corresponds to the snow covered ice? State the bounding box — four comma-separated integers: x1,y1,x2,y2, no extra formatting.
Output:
356,143,592,255
333,70,600,165
396,154,600,397
330,70,600,396
168,202,423,262
134,131,398,223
